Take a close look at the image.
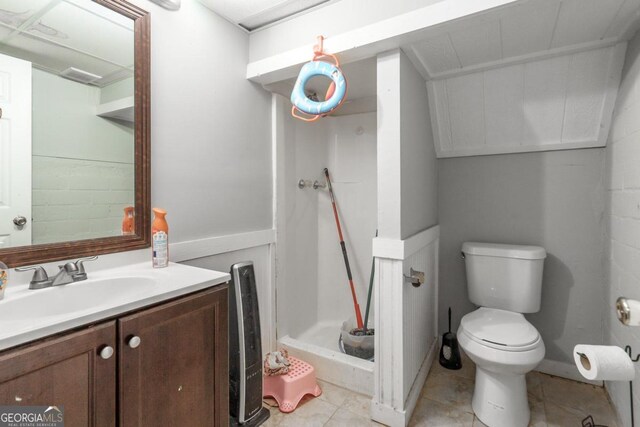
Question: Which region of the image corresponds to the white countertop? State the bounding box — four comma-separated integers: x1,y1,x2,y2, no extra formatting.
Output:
0,262,230,351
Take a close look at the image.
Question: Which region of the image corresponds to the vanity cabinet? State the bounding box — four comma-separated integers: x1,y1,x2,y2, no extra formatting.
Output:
0,322,117,427
0,285,228,427
119,286,229,426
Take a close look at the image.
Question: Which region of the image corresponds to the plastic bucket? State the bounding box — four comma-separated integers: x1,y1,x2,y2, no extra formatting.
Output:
339,318,374,361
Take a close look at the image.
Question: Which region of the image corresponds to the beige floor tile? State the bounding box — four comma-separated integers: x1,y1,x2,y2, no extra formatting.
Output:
316,380,358,407
263,405,285,426
472,416,488,427
545,401,582,427
541,375,617,425
409,397,474,427
546,401,617,427
342,392,373,419
526,371,545,402
431,350,476,380
469,395,546,427
422,371,475,412
264,397,279,408
325,407,381,427
276,396,338,427
529,395,547,427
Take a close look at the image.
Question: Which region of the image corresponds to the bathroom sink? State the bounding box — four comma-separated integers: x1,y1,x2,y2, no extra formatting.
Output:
0,277,157,322
0,262,230,351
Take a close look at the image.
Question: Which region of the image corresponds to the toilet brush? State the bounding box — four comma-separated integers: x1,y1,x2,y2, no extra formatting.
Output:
439,307,462,370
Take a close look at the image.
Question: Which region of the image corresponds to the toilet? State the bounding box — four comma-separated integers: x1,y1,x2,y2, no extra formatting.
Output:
457,242,546,427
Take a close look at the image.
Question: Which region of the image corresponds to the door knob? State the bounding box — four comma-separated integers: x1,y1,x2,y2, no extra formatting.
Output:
127,336,141,349
99,346,114,360
13,216,27,227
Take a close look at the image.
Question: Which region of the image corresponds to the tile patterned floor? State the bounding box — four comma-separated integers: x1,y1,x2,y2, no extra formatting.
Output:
263,354,620,426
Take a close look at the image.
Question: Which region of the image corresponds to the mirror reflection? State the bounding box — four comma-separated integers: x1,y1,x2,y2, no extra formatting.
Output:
0,0,135,249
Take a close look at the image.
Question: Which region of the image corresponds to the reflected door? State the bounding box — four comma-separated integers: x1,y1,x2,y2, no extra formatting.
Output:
0,52,31,248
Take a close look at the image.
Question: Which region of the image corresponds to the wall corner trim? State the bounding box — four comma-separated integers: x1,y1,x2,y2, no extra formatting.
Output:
373,225,440,260
170,229,276,262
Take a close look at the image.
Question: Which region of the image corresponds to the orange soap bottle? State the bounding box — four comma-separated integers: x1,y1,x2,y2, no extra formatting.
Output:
151,208,169,268
122,206,135,236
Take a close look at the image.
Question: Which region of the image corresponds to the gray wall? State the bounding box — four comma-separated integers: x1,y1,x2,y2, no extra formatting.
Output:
377,49,437,240
604,30,640,427
128,0,272,243
438,148,606,365
399,50,438,239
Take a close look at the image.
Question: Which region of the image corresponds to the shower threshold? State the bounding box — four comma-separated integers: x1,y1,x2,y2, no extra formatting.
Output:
279,321,374,396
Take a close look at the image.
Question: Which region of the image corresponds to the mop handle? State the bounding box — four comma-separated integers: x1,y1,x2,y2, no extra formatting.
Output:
363,230,378,333
324,168,364,329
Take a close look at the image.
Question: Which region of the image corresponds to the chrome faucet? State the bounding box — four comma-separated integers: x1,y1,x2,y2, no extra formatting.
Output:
16,256,98,290
51,262,79,286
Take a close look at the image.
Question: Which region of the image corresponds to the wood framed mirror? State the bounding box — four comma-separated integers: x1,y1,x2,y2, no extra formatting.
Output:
0,0,150,267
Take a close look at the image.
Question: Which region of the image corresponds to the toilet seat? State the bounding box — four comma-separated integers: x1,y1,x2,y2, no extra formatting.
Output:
460,307,541,352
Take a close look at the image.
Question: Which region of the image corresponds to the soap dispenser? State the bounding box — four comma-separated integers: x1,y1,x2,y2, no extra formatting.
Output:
0,261,8,300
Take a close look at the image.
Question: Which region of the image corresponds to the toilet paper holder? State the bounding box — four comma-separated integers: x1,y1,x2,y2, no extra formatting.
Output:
626,345,640,363
624,345,640,427
404,268,425,288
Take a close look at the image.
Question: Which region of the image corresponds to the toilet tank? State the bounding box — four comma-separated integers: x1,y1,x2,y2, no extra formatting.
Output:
462,242,546,313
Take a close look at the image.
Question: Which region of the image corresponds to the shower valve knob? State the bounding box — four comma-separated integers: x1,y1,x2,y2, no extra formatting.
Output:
313,180,326,190
298,179,312,189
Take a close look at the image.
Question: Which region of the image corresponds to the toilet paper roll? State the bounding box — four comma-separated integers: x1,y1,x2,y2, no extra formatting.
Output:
574,345,635,381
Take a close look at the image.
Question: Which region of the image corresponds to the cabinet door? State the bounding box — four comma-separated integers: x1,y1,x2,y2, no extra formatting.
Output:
119,286,229,427
0,322,117,427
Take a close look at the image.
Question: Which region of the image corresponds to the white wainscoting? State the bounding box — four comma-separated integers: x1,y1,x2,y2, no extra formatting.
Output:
427,43,626,158
371,225,440,427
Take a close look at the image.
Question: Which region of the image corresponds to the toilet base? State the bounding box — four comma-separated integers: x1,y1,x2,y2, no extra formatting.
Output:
472,367,530,427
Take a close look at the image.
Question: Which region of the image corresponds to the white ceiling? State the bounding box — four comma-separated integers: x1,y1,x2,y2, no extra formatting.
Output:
405,0,640,79
0,0,134,86
198,0,341,31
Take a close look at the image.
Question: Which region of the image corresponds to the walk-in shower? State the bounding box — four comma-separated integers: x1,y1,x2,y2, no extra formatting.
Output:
275,105,377,395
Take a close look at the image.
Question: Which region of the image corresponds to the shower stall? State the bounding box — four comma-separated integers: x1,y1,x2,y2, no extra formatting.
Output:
270,54,440,422
274,103,377,395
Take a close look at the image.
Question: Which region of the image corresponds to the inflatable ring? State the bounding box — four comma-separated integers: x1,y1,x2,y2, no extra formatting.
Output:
290,60,347,117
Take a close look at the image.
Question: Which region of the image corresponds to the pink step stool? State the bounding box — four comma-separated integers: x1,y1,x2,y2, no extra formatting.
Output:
263,356,322,413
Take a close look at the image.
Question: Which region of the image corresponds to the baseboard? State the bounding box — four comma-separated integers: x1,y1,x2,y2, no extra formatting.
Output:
536,358,603,386
370,339,437,427
371,401,406,427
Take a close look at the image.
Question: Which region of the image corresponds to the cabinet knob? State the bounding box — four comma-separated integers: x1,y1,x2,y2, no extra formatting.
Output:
127,336,141,349
99,346,114,360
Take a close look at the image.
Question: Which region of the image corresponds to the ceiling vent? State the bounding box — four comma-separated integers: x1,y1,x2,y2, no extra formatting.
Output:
59,67,102,85
199,0,334,31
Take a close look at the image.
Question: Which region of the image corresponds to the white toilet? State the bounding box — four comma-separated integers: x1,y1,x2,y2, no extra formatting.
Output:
457,242,546,427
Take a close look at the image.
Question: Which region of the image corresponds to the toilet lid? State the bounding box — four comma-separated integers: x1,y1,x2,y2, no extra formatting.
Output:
460,307,540,349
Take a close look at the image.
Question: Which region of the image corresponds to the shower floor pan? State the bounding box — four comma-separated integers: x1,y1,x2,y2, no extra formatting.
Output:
279,321,374,396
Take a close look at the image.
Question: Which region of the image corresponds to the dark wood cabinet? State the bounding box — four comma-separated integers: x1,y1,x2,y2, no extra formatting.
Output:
119,286,229,427
0,285,228,427
0,322,117,427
